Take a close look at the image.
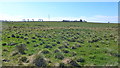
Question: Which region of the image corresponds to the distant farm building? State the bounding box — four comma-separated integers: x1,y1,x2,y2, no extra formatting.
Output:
22,19,43,22
38,19,43,22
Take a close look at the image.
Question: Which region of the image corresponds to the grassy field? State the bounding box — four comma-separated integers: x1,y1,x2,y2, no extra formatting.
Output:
2,22,119,67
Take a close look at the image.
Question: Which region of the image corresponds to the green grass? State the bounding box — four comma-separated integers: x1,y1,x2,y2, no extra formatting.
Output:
2,22,118,66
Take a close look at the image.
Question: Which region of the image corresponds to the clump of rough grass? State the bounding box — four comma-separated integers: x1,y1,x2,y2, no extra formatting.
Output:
15,44,27,54
32,52,48,67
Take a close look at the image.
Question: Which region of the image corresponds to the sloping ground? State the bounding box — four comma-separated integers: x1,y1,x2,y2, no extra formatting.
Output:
2,22,119,67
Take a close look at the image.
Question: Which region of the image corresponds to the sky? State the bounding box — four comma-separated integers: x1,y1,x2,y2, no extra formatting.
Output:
0,1,119,23
0,0,119,2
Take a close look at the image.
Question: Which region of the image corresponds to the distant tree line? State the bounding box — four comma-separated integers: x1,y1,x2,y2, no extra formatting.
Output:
62,19,87,22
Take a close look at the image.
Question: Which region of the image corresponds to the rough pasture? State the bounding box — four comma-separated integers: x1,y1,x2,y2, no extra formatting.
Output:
2,22,119,67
